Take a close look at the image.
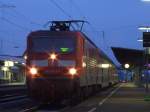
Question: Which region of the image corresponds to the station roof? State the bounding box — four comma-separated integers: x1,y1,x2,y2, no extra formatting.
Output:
112,47,144,67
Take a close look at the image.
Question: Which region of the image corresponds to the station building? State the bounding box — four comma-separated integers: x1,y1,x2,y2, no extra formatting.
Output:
0,55,25,85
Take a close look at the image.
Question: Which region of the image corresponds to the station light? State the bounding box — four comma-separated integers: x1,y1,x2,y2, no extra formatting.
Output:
1,66,9,71
138,26,150,32
137,38,143,42
124,64,130,69
22,63,25,65
141,0,150,2
69,68,77,75
142,74,145,77
15,61,18,64
4,61,14,67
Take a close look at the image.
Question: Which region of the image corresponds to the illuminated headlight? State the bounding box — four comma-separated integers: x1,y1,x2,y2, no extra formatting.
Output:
69,68,77,75
30,67,38,75
50,53,57,60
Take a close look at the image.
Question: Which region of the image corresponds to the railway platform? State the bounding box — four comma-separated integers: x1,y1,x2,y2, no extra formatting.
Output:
0,83,27,97
65,83,150,112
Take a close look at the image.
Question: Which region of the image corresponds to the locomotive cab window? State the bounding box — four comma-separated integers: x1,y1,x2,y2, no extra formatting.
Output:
30,36,76,53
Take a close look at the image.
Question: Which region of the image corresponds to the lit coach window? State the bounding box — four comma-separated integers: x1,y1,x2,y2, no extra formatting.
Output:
24,55,27,60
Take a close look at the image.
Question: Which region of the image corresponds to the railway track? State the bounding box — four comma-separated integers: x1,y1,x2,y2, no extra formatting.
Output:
0,84,28,104
0,85,27,96
20,104,70,112
0,94,28,104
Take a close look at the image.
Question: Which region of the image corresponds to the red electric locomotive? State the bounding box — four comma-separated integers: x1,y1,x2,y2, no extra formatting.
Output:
25,20,118,104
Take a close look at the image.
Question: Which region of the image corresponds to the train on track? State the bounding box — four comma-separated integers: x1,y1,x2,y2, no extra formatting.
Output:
25,20,118,104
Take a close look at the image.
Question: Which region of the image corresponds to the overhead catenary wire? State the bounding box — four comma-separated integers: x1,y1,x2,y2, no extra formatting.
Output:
69,0,111,53
0,17,31,31
70,0,87,20
0,1,42,28
69,0,99,32
0,2,31,31
0,30,26,45
11,9,43,27
48,0,73,19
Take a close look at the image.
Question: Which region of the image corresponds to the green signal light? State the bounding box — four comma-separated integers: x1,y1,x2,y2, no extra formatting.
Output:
60,48,69,52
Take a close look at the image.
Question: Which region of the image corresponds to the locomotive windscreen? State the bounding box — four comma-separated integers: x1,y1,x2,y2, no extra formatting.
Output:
31,37,76,53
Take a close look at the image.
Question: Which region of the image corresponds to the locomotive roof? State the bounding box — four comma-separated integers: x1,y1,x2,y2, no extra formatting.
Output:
28,30,115,65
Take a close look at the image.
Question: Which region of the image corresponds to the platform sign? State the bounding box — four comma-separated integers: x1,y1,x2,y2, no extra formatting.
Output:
143,32,150,47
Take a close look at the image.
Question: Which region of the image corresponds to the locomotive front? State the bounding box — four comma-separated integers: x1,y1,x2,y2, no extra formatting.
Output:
26,31,83,103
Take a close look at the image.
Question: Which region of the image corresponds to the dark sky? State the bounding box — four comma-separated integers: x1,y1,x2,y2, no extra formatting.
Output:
0,0,150,64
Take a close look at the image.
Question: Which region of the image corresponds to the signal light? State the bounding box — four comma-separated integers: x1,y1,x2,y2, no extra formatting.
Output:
69,68,77,75
30,67,38,75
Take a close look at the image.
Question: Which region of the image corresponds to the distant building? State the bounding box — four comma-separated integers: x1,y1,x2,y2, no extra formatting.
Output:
0,55,25,85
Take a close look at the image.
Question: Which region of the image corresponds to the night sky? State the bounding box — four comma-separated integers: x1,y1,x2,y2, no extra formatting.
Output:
0,0,150,64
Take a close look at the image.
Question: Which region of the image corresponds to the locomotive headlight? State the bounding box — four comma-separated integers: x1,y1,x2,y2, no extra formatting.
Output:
30,67,38,75
50,53,57,60
69,68,77,75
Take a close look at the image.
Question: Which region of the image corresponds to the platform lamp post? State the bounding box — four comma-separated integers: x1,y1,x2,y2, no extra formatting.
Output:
124,64,130,82
138,26,150,93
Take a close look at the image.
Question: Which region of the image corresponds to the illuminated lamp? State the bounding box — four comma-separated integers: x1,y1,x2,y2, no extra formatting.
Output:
69,68,77,75
4,61,14,67
29,67,38,75
24,55,27,60
141,0,150,2
2,67,9,71
82,62,86,67
101,64,110,68
124,64,130,69
50,53,57,60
